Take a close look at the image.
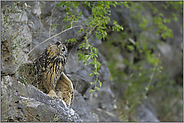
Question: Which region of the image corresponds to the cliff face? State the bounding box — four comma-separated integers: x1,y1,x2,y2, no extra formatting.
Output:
1,1,182,122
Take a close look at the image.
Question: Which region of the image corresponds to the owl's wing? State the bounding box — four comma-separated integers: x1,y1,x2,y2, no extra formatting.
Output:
56,72,74,107
60,72,73,88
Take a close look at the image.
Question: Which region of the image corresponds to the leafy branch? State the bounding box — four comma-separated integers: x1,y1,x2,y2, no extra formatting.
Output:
57,1,126,91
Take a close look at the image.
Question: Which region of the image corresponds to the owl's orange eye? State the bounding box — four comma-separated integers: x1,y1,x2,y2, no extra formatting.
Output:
62,47,65,52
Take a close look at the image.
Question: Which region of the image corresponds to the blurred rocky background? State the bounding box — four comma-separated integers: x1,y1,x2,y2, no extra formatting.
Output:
1,1,183,122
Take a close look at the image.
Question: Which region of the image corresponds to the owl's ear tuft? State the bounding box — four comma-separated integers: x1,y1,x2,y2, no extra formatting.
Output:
55,41,62,46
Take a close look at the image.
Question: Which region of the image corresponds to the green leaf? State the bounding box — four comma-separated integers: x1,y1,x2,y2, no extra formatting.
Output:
95,86,99,90
90,81,95,85
99,80,102,87
89,89,95,93
89,73,94,77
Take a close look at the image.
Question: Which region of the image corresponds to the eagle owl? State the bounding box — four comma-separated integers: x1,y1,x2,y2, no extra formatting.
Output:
19,41,73,107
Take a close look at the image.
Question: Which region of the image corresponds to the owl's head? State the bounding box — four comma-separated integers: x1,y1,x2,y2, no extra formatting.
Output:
45,41,68,63
55,41,67,58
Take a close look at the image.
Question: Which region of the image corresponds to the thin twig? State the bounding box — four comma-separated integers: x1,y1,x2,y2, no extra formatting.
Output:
27,25,81,56
146,53,161,91
48,6,55,37
17,2,26,35
45,6,55,24
38,2,43,43
2,107,12,114
49,14,52,37
14,25,81,73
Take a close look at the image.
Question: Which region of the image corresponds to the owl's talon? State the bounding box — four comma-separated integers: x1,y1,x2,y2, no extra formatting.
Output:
47,90,58,98
53,96,57,99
